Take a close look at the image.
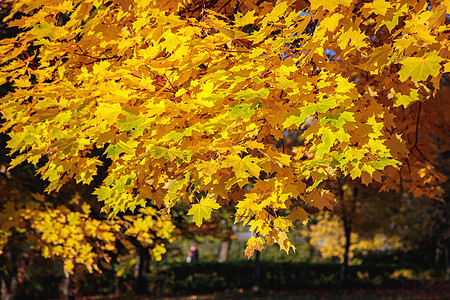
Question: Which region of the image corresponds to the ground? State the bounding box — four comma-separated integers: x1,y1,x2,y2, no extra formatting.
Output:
72,281,450,300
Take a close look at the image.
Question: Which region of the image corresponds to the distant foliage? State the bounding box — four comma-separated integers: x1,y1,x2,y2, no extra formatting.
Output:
0,193,176,275
302,212,403,263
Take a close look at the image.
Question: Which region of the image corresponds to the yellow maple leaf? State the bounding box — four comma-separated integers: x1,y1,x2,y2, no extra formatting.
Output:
222,155,262,178
320,13,344,31
310,0,353,12
81,203,91,215
92,61,111,75
276,231,296,254
398,52,443,81
262,1,289,23
234,11,257,27
245,235,265,258
95,103,122,125
394,90,420,108
187,197,221,226
161,30,182,53
363,0,391,15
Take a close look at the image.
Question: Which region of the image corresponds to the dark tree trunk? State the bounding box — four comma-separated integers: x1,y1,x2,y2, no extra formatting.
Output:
253,250,261,292
445,244,450,281
218,239,232,262
134,245,150,295
340,216,351,287
339,183,357,288
1,249,19,300
445,245,450,281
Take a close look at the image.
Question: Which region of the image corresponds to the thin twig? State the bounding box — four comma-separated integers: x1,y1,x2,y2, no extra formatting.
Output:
163,73,177,93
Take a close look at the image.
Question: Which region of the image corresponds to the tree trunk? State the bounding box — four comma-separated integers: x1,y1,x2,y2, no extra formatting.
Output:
253,250,261,292
445,244,450,281
339,183,357,288
134,245,150,295
61,275,72,300
1,249,18,300
218,239,232,262
340,216,351,287
1,276,18,300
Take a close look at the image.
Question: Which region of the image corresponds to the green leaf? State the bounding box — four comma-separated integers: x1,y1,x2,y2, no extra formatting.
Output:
116,113,146,131
30,20,66,39
235,88,270,100
106,140,139,158
230,104,255,120
369,158,400,170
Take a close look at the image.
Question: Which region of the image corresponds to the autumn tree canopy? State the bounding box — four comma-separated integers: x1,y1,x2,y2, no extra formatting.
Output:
1,0,449,260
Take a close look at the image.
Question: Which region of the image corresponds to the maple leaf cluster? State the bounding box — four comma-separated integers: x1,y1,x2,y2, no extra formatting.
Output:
0,0,449,258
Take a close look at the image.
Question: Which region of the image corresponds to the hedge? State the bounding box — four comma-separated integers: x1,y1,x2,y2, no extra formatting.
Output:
148,262,439,295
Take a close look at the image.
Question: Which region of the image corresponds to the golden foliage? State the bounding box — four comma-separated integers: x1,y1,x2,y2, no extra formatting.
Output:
0,196,176,275
302,213,403,263
0,0,448,258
